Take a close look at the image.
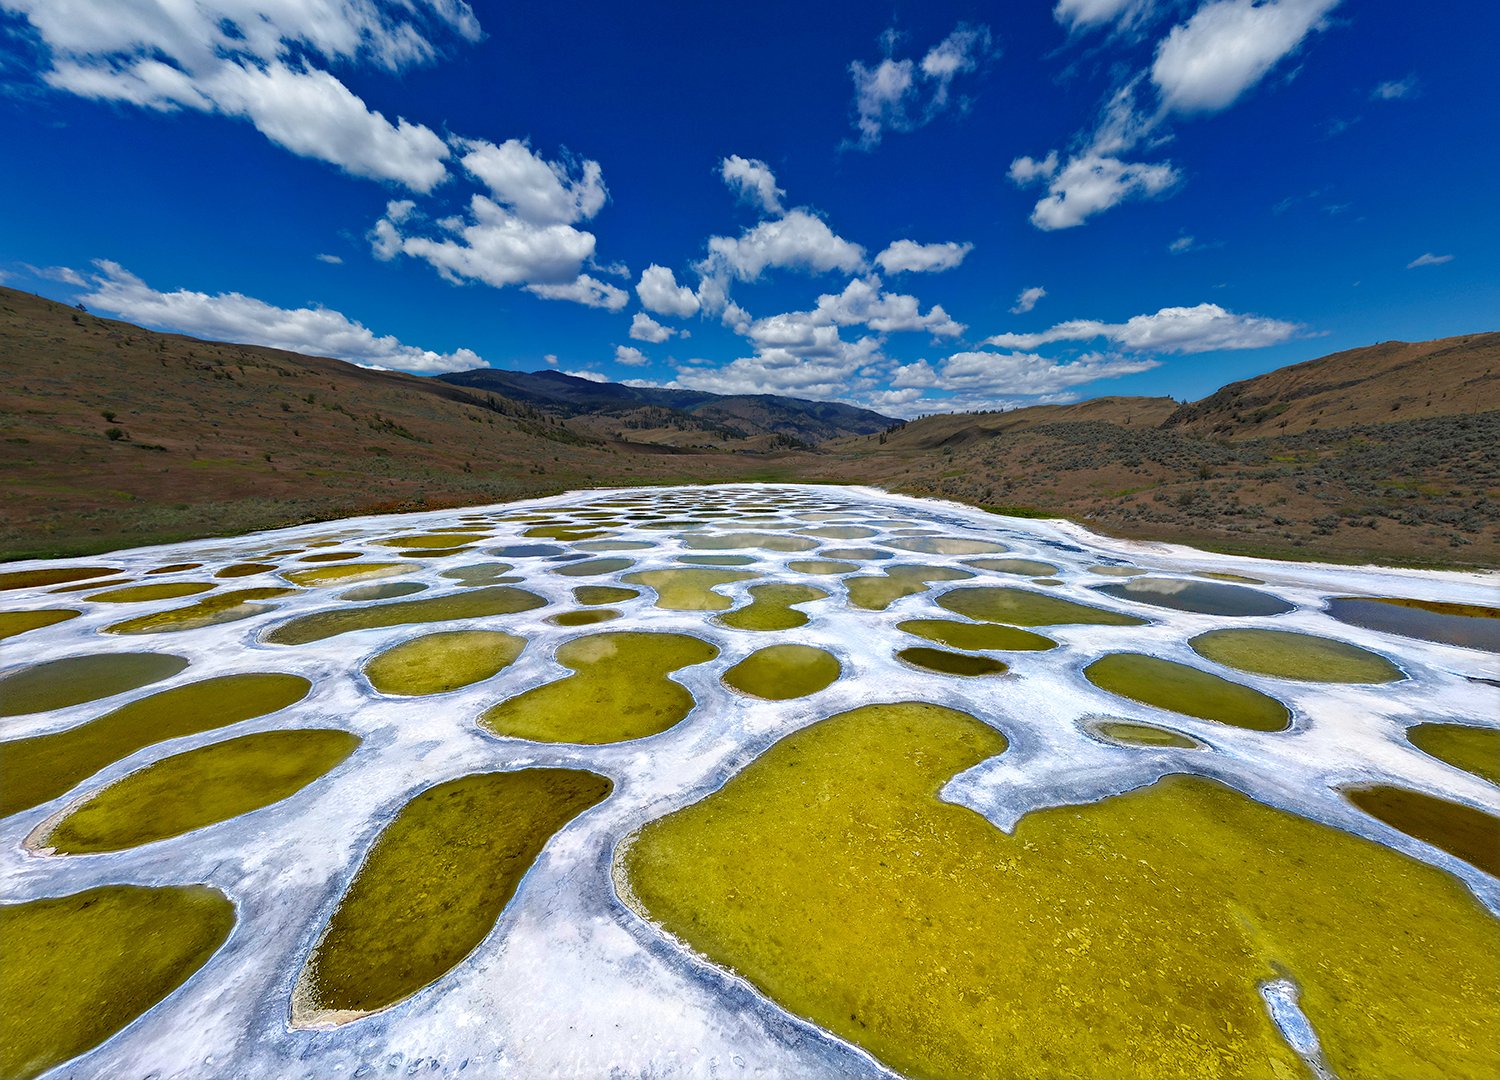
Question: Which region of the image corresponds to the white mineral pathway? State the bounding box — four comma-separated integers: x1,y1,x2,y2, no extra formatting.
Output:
1,484,1497,1080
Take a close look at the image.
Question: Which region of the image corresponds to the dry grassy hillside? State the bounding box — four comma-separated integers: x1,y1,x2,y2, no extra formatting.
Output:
0,289,807,558
1161,333,1500,439
3,287,1496,567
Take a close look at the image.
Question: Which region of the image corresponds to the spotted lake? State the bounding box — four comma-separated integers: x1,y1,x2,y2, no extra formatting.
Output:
1,485,1496,1080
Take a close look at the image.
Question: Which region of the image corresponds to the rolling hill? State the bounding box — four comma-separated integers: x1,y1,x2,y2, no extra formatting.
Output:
437,367,893,449
2,285,1496,566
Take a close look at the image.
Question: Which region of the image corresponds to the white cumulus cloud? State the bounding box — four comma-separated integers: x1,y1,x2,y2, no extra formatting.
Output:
629,312,677,343
1011,286,1047,314
703,210,866,282
720,155,785,215
1020,152,1180,231
849,24,992,148
874,240,972,274
1152,0,1341,115
3,0,477,191
986,302,1300,353
525,274,627,311
893,350,1160,397
79,261,484,373
613,345,649,367
460,138,607,225
636,265,701,318
370,140,618,308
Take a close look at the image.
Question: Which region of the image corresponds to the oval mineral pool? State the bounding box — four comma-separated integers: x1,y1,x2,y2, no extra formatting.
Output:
0,609,79,642
87,581,217,603
263,586,546,645
0,566,118,592
439,563,517,587
677,554,758,566
0,672,312,817
0,885,234,1080
722,644,840,699
788,560,858,576
488,544,565,558
31,729,359,854
482,632,718,743
283,562,415,587
551,557,634,578
938,587,1147,627
1405,723,1500,785
965,558,1061,577
821,547,895,561
1084,653,1290,731
885,536,1008,555
364,630,525,696
104,588,296,634
338,581,428,602
291,768,610,1027
0,652,189,717
573,585,639,606
215,562,278,578
1325,597,1500,652
896,619,1056,652
1191,628,1404,683
1093,577,1294,617
1084,719,1203,749
1344,785,1500,878
896,647,1007,676
548,608,621,627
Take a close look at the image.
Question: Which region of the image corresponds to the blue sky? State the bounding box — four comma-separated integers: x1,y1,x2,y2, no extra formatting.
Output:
2,0,1495,417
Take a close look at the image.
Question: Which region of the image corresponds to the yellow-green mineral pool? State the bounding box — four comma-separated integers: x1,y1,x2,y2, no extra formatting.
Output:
292,768,610,1025
622,569,755,611
938,586,1148,627
86,581,217,603
573,585,639,606
896,646,1008,676
0,566,118,591
1405,723,1500,785
1344,784,1500,878
964,558,1060,577
481,632,718,743
722,644,841,699
263,586,546,645
717,584,828,631
844,565,973,611
1191,628,1404,683
364,630,526,696
1085,718,1203,749
104,588,296,634
282,562,414,587
620,701,1500,1080
0,885,235,1080
1084,653,1291,731
0,652,189,717
30,729,359,854
0,673,311,817
896,618,1056,652
0,608,79,642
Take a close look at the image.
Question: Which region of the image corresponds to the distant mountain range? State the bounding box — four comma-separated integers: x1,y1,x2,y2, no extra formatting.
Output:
438,368,893,449
1,284,1495,566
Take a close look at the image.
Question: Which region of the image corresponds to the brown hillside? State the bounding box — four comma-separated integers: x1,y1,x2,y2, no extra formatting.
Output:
1160,333,1500,438
2,286,1496,568
0,287,806,559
